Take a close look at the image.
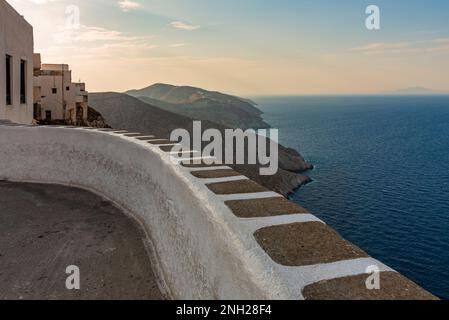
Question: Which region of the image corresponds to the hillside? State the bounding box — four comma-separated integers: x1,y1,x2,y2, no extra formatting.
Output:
89,92,312,196
126,83,270,129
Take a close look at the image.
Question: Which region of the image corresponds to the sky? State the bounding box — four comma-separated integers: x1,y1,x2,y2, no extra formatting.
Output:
8,0,449,95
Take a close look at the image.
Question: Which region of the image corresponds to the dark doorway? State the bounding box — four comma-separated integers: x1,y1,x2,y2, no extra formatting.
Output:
33,103,42,120
76,104,84,125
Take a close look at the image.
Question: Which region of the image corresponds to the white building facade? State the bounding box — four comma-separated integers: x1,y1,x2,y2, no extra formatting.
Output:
33,60,88,124
0,0,34,124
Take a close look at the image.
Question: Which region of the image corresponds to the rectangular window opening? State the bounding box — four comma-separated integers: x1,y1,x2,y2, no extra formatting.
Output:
20,59,27,104
5,55,12,105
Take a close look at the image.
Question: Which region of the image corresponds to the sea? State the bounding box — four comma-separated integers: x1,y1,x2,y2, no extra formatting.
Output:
254,95,449,299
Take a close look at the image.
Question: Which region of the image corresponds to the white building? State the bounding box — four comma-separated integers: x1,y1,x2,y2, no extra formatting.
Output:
74,82,88,124
33,58,88,124
0,0,34,124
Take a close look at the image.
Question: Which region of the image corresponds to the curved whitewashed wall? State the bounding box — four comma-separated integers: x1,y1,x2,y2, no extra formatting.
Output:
0,123,435,300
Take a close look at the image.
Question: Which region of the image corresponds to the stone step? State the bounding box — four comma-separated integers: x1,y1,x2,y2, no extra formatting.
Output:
302,271,438,300
254,222,368,266
207,180,268,195
147,139,176,145
225,197,309,218
191,169,242,179
181,162,225,168
135,136,156,140
122,133,144,137
159,146,199,154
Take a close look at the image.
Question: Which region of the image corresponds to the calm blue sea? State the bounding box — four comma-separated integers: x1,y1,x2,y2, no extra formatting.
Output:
254,95,449,299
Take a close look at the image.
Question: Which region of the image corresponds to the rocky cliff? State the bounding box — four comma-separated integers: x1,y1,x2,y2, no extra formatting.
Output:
89,92,312,196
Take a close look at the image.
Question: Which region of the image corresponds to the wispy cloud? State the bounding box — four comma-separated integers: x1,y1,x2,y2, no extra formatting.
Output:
350,39,449,55
118,0,142,12
427,46,449,53
169,43,189,48
435,38,449,44
48,25,157,62
52,25,146,43
350,42,412,54
170,21,200,31
24,0,59,4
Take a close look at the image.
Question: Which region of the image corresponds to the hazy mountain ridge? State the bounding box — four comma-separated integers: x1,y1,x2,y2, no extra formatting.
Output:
126,83,270,129
89,92,312,196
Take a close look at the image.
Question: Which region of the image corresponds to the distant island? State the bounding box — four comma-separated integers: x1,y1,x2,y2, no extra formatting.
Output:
385,87,447,95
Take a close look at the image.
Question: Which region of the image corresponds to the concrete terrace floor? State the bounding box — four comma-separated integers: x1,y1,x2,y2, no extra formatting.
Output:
0,181,163,300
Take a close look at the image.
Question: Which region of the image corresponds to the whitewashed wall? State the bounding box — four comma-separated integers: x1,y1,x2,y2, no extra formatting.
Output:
0,0,34,124
0,125,397,300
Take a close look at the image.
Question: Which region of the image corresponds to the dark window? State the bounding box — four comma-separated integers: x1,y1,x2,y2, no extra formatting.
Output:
5,55,12,105
45,111,51,121
52,88,57,94
66,86,70,91
20,60,26,104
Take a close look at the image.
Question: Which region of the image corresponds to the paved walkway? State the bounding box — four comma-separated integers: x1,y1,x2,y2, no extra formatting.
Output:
0,181,163,300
